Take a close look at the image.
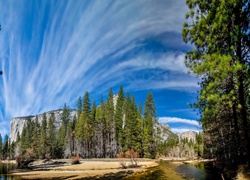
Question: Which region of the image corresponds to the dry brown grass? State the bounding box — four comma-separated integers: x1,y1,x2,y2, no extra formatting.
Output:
11,159,158,180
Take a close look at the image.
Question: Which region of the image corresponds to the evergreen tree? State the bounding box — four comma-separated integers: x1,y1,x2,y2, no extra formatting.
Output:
91,100,97,125
123,94,132,151
94,95,106,157
136,103,144,157
26,117,33,148
183,0,250,166
195,132,204,157
40,113,48,159
0,133,2,159
77,96,83,119
3,135,9,159
48,112,56,158
115,85,124,152
20,126,28,154
62,103,70,131
129,96,141,153
123,94,141,153
143,92,157,158
75,92,92,157
83,92,92,157
9,141,15,159
58,103,70,156
66,114,77,156
32,116,40,158
90,100,97,155
105,88,116,157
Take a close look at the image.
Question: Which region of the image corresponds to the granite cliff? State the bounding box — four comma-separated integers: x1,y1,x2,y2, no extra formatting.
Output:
177,130,197,141
10,109,77,142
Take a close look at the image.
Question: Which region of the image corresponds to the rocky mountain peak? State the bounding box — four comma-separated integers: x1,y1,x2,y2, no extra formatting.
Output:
176,130,197,141
10,109,77,142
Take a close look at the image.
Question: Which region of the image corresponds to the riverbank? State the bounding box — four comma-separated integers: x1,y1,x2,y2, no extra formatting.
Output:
159,157,214,163
0,160,16,164
10,158,158,179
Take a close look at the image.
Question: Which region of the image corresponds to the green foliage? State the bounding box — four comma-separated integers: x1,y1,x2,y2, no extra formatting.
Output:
75,92,91,143
48,112,56,158
194,132,204,157
115,86,124,150
3,135,9,159
183,0,250,166
91,100,97,124
58,103,70,154
20,127,28,154
32,116,40,158
0,133,2,159
123,95,140,152
77,96,82,118
40,113,48,158
15,87,159,159
105,88,114,130
95,96,105,124
143,92,157,158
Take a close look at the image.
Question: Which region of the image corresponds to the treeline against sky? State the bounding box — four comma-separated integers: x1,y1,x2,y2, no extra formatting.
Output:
2,86,161,159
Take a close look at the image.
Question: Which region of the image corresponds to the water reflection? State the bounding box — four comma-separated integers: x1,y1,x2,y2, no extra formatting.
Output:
127,161,222,180
176,162,222,180
0,162,18,180
177,163,206,179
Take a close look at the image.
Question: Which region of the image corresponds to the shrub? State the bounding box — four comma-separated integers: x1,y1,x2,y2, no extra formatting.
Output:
125,149,139,168
71,156,80,165
116,152,127,169
117,149,139,168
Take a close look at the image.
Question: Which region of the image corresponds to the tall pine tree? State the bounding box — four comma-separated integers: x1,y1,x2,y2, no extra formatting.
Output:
115,86,125,152
75,92,92,157
143,92,157,158
105,88,116,157
0,133,2,159
183,0,250,166
40,113,48,159
32,116,40,158
48,112,56,158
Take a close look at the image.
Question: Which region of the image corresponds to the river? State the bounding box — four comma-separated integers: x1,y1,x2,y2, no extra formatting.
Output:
128,161,222,180
0,162,18,180
1,161,222,180
176,162,222,179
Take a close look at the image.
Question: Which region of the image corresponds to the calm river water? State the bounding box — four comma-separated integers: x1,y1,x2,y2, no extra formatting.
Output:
1,161,222,180
0,162,18,180
128,161,222,180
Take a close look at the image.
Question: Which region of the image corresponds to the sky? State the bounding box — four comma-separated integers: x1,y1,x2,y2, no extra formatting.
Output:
0,0,201,137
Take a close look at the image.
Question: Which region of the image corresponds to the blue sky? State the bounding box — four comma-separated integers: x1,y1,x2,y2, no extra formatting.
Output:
0,0,201,137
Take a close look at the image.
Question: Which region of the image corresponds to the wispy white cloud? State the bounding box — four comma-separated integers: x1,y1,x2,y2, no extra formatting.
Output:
159,117,201,126
159,117,202,133
0,0,194,136
0,121,9,137
117,53,189,73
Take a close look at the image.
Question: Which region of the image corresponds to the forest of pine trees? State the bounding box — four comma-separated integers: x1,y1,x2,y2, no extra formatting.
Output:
4,86,162,159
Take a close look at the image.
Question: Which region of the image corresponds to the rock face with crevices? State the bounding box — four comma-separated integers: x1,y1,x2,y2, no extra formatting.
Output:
177,130,197,141
10,109,77,142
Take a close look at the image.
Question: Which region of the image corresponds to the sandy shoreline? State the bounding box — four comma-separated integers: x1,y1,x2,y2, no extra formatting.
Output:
159,157,214,163
0,160,17,164
10,159,158,179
